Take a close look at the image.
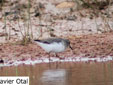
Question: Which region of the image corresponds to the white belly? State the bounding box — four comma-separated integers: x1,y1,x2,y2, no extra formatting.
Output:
36,42,66,53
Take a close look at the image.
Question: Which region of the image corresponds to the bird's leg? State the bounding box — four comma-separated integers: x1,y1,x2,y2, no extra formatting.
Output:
55,53,64,60
55,53,59,58
47,52,52,68
48,52,51,62
54,53,60,67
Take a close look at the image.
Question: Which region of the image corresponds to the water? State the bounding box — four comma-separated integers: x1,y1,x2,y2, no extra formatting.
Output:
0,62,113,85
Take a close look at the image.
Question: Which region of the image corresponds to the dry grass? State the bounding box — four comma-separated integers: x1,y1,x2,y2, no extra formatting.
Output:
0,0,113,44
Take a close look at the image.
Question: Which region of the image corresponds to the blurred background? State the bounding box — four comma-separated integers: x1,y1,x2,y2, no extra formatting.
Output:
0,0,113,44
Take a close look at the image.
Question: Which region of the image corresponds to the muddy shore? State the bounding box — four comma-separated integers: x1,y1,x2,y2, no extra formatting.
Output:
0,32,113,65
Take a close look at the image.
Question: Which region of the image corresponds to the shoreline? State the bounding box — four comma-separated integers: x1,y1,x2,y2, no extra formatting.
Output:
0,32,113,67
0,56,113,67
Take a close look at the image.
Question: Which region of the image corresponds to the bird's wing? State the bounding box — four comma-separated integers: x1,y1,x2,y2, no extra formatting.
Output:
34,38,64,44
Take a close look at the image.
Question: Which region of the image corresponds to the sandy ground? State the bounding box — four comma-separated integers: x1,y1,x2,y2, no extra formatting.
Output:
0,0,113,43
0,32,113,65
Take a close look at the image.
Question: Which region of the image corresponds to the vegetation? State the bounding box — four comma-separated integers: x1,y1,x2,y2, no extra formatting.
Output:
0,0,113,44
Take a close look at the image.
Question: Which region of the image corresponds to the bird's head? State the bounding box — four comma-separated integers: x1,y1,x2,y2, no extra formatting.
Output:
64,39,73,50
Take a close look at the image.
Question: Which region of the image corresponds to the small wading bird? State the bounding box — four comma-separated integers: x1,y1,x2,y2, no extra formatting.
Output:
34,38,73,59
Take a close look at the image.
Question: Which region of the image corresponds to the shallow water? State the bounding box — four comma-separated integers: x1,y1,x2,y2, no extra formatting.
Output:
0,62,113,85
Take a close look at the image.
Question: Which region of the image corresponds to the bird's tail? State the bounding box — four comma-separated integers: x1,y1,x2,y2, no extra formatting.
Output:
34,39,41,42
34,39,49,44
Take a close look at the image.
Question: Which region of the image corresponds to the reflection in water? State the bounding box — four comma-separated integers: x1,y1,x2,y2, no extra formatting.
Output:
0,62,113,85
41,69,67,85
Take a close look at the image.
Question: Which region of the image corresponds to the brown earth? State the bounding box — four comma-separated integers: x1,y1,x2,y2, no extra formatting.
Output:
0,32,113,63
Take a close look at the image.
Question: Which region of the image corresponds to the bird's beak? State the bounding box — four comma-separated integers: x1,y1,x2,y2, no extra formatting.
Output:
69,45,73,50
69,45,75,54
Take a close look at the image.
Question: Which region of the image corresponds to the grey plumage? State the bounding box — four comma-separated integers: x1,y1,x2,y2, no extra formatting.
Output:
34,38,73,53
34,38,70,45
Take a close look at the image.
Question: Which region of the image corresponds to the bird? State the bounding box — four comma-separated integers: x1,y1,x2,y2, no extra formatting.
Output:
34,38,73,59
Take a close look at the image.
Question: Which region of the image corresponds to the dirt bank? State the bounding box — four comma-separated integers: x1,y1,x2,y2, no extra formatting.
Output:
0,32,113,64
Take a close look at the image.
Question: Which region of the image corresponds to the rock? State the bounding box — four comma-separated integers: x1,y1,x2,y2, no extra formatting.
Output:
56,1,76,9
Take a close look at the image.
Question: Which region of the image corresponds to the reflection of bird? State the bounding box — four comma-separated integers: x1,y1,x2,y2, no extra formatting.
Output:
34,38,73,58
